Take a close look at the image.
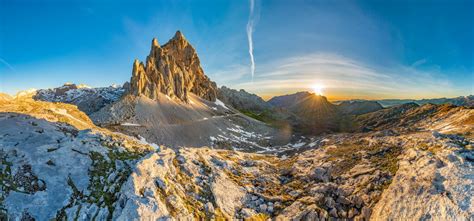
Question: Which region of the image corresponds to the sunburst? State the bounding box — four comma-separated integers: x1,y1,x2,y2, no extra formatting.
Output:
312,84,325,95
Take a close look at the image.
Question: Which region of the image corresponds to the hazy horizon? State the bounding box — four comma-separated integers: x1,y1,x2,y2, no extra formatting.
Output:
2,79,472,102
1,0,473,100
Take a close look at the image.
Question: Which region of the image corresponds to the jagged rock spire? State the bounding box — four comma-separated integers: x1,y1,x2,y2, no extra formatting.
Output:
128,31,217,102
152,38,160,48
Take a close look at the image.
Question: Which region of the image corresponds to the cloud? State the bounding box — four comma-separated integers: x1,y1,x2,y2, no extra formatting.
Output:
0,57,15,71
221,53,457,99
246,0,259,81
411,58,428,67
211,64,250,83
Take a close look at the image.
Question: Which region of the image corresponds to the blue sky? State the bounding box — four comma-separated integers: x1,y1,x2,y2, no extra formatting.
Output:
0,0,473,100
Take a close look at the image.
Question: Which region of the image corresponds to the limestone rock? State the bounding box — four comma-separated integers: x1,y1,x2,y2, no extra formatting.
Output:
128,31,217,103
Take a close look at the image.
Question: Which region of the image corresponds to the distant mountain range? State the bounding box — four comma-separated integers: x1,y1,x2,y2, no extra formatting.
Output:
34,83,126,114
3,31,473,220
30,82,473,138
334,95,474,108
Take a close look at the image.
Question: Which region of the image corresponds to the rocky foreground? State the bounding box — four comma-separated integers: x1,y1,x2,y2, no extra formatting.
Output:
2,31,474,220
0,97,473,220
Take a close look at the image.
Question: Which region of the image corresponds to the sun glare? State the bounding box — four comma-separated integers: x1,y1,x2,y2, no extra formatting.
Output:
312,84,325,95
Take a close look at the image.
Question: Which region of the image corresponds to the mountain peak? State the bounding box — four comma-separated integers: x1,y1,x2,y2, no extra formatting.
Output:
151,38,160,48
173,30,185,40
127,32,217,102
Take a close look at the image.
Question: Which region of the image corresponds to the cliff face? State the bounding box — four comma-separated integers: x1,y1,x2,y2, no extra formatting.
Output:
129,31,217,102
217,86,272,112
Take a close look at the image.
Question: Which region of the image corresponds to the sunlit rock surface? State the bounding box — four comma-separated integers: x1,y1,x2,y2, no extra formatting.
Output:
128,31,217,103
1,98,472,220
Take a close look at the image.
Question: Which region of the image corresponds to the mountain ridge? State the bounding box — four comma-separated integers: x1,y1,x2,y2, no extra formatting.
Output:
334,95,474,107
2,28,473,220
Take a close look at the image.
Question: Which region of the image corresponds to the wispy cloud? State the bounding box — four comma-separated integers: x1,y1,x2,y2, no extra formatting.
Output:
246,0,259,81
211,64,249,83
411,58,428,67
219,53,457,99
0,57,15,71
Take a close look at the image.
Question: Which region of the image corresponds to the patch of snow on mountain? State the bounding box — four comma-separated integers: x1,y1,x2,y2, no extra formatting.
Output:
291,142,306,148
137,135,160,150
215,99,229,110
121,122,142,126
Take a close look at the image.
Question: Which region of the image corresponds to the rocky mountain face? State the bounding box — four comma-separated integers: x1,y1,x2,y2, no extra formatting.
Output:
90,92,289,151
268,92,344,134
215,91,384,136
33,83,125,114
338,100,383,115
0,93,12,103
268,91,318,109
354,102,474,134
88,32,289,150
1,97,473,220
217,86,271,112
129,31,217,103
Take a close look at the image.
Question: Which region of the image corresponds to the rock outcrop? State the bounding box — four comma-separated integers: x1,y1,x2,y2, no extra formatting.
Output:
129,31,217,103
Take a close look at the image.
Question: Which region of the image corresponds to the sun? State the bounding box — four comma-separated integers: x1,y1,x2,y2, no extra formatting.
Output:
312,84,325,95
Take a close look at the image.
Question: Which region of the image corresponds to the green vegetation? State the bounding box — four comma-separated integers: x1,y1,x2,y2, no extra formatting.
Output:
0,151,13,219
326,144,363,177
159,155,212,219
367,146,402,175
338,115,358,132
1,151,49,219
87,149,144,219
53,176,83,221
239,109,288,129
53,145,147,221
327,142,402,177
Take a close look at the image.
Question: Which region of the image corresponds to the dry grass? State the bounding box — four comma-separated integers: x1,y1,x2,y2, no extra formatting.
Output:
326,142,402,177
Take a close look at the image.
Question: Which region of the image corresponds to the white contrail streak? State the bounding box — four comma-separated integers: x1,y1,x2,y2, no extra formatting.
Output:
0,57,15,71
246,0,256,81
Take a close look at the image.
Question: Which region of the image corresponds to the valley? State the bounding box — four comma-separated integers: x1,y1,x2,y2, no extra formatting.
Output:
1,31,473,220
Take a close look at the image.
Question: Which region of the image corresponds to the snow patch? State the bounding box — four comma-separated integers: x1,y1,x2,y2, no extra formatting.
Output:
137,135,160,150
121,122,142,126
214,99,229,110
291,142,306,148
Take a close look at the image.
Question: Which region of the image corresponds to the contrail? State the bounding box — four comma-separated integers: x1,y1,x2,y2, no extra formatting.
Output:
0,57,15,71
246,0,257,81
